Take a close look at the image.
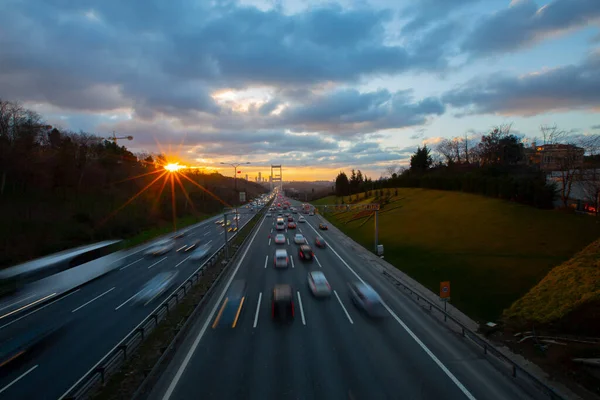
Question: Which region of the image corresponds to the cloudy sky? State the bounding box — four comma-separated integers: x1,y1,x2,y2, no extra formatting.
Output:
1,0,599,180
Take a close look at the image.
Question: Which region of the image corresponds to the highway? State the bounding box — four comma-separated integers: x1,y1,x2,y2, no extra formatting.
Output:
147,198,539,400
0,210,257,400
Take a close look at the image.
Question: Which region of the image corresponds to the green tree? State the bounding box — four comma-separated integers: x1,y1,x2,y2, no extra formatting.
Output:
335,171,349,196
410,145,433,173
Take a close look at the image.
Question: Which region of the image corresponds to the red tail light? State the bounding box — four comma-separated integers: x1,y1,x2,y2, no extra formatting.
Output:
286,257,289,262
291,301,295,316
326,282,331,289
271,301,274,317
299,251,303,257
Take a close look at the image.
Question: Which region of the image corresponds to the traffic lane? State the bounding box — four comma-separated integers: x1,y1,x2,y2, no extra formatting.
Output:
146,214,271,400
288,232,473,400
302,218,534,400
0,224,242,400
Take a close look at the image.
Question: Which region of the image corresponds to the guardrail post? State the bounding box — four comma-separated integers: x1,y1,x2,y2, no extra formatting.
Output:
461,327,465,337
153,314,158,324
484,344,487,355
136,327,144,340
118,344,127,359
512,365,517,377
95,366,105,384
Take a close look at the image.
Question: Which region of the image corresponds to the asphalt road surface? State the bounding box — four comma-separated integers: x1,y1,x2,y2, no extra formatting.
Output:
0,210,257,400
147,199,539,400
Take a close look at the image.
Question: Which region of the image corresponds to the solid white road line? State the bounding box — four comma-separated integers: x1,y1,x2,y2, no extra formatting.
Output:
148,257,168,269
334,290,354,324
0,365,38,395
314,256,323,268
0,292,57,321
174,256,191,268
0,290,79,330
304,220,476,400
287,238,290,245
204,232,210,236
72,287,115,313
253,292,262,328
0,293,38,312
268,238,271,246
206,240,213,246
161,214,268,400
120,258,144,271
270,228,273,233
115,290,142,310
176,245,188,252
290,256,295,269
296,291,306,325
264,255,268,269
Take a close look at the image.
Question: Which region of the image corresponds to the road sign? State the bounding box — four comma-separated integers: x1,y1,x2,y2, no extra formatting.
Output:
440,281,450,299
239,192,246,203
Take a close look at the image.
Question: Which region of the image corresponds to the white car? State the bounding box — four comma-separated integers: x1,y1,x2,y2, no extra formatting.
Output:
134,271,179,304
294,234,306,244
274,233,286,244
276,221,286,231
189,243,212,261
145,240,175,256
274,249,289,268
298,216,306,223
308,271,331,297
266,213,272,217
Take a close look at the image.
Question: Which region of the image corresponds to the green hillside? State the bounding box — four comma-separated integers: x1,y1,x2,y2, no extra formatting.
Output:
312,188,600,321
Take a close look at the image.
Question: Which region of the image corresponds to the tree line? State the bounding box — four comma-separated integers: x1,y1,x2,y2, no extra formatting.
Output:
0,99,266,267
336,124,600,210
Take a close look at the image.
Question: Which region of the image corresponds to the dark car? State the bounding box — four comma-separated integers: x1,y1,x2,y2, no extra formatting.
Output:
348,282,387,317
319,223,328,230
298,244,314,261
287,222,296,229
271,284,294,323
315,236,327,248
287,216,294,222
213,280,247,328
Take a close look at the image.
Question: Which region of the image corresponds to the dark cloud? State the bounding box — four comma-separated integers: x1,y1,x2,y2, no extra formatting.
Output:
275,88,445,135
401,0,480,34
462,0,600,56
258,99,281,116
0,0,452,116
592,125,600,130
442,52,600,116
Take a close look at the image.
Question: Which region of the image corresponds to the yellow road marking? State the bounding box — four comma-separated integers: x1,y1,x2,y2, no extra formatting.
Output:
212,298,228,329
232,297,245,328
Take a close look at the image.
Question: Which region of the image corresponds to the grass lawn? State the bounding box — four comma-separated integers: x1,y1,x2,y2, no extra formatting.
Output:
312,188,600,322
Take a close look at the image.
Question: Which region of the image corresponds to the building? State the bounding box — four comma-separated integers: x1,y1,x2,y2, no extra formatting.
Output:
258,172,262,182
525,143,585,172
245,174,248,181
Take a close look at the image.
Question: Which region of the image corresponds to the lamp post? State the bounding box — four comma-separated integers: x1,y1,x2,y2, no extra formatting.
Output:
220,161,250,231
220,161,250,192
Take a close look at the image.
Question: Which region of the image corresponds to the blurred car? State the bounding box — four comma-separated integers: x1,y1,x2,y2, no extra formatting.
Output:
266,213,272,217
228,227,234,232
319,223,328,230
0,318,72,369
315,236,327,248
276,221,286,231
145,240,175,256
134,271,179,305
232,227,238,232
287,216,294,222
284,213,290,217
298,216,306,223
308,271,331,297
348,282,387,317
293,233,306,244
274,249,289,268
214,280,247,328
309,212,315,216
184,239,203,252
287,222,297,229
172,231,186,239
189,243,212,261
298,244,314,261
271,284,294,322
274,233,286,244
216,219,224,224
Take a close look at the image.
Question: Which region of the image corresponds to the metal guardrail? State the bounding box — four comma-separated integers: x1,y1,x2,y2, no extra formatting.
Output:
381,270,565,400
60,209,265,400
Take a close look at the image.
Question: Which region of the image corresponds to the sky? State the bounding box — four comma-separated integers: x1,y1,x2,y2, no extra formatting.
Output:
1,0,599,181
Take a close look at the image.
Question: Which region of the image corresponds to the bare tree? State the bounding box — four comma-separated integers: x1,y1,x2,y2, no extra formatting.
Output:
385,165,398,178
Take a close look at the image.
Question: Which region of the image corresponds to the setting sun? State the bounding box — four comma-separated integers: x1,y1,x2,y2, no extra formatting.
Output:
164,163,184,172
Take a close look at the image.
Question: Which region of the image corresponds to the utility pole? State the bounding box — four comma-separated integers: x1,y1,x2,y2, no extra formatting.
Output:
374,210,379,253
